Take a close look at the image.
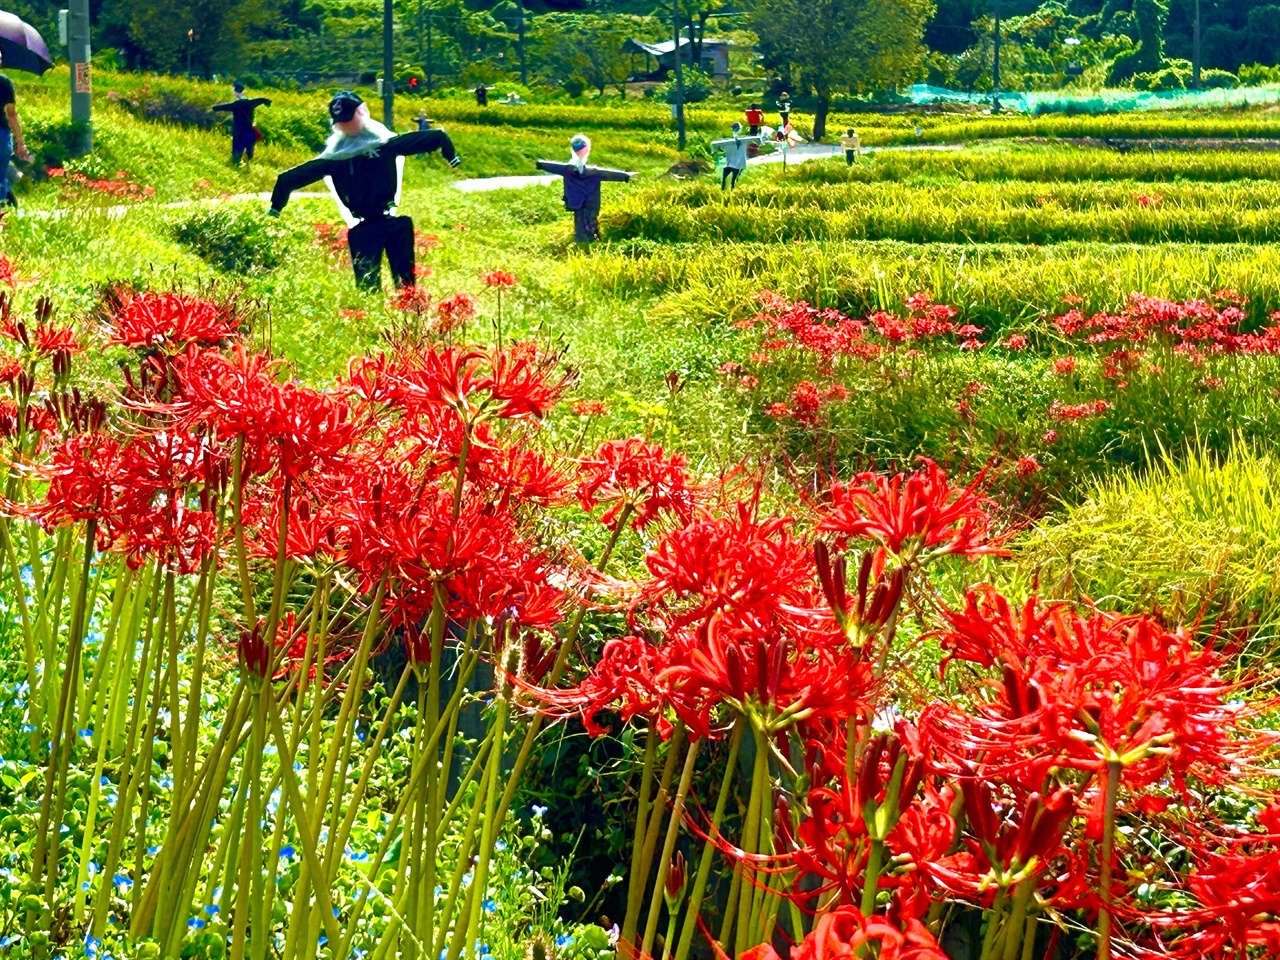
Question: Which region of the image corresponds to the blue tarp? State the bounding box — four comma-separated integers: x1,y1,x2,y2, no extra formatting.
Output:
906,83,1280,114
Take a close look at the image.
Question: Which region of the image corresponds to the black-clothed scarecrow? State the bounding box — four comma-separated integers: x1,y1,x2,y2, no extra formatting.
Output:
268,91,460,290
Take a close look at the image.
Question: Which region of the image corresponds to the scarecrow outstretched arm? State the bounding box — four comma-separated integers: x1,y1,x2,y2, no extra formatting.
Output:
536,160,574,176
270,158,340,212
594,167,633,182
383,130,455,159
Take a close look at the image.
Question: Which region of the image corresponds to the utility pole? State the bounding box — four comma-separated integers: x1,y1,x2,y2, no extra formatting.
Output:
991,6,1002,114
517,0,528,86
66,0,92,153
672,0,686,149
1192,0,1202,89
426,2,434,93
383,0,394,126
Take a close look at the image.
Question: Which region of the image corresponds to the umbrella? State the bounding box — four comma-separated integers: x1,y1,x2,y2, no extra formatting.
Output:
0,10,52,76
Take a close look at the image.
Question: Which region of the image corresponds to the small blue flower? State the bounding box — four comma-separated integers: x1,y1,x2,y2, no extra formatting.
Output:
531,804,547,817
147,845,161,856
78,727,93,738
279,846,295,860
494,840,506,852
187,917,206,929
318,936,329,947
204,904,219,915
556,936,574,948
113,874,133,890
483,898,496,914
100,775,111,787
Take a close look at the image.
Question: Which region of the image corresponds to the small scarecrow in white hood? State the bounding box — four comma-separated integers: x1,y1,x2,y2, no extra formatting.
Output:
536,135,634,243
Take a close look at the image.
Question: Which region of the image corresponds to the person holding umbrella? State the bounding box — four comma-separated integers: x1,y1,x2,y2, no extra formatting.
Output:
212,81,272,165
0,51,33,208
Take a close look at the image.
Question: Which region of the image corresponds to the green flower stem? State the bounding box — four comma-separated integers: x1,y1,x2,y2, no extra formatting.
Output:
1020,907,1039,960
860,841,885,917
177,559,216,800
33,519,96,937
674,721,743,960
72,565,135,925
231,436,256,623
641,736,701,960
732,726,770,958
465,663,513,960
622,727,658,947
624,722,686,951
335,665,488,960
76,563,131,736
1097,758,1122,960
90,567,161,940
1001,881,1033,960
492,503,633,832
750,726,779,950
978,887,1009,960
231,688,267,960
0,521,38,731
265,687,343,948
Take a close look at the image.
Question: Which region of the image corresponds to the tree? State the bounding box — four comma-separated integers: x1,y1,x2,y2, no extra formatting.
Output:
753,0,935,140
529,12,651,94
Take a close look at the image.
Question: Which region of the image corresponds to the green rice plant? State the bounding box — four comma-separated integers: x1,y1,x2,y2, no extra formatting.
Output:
1018,440,1280,628
602,178,1280,245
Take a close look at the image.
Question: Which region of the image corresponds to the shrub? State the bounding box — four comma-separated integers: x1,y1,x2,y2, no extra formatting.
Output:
1200,68,1238,89
170,207,296,274
109,85,220,129
1238,62,1280,85
563,75,587,98
654,69,713,104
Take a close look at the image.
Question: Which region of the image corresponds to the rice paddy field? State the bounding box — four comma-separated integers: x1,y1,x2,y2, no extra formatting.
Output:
2,67,1280,960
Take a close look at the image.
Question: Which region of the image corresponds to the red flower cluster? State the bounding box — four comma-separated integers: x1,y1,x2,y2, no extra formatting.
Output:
101,289,241,350
1052,292,1280,354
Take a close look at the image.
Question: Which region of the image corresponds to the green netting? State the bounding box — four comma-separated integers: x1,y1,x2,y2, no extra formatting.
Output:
907,83,1280,114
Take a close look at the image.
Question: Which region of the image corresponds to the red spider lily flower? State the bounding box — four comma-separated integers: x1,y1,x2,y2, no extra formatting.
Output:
173,345,360,480
238,620,272,682
1051,355,1077,375
744,905,948,960
356,341,573,423
436,292,477,333
27,432,127,535
1015,455,1040,477
0,254,15,288
570,399,607,416
904,292,932,312
1003,334,1029,350
816,461,1008,566
664,851,687,909
482,270,518,288
577,438,700,530
1048,399,1112,421
102,290,241,350
924,591,1276,801
1041,429,1058,444
391,284,433,314
414,231,440,251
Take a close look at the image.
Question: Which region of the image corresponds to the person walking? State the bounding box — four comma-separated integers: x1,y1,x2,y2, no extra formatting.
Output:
268,91,461,290
212,81,272,165
0,52,32,209
841,128,861,166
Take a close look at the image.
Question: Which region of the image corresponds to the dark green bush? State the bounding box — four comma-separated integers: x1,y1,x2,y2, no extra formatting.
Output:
170,208,297,274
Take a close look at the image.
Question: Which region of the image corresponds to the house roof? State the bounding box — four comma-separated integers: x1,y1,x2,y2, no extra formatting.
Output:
623,37,734,57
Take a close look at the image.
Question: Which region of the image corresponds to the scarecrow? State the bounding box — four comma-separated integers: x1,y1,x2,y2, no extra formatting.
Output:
711,122,766,191
268,90,460,290
536,135,634,243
